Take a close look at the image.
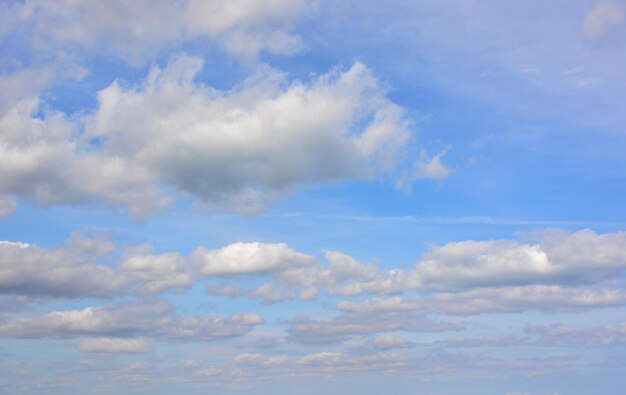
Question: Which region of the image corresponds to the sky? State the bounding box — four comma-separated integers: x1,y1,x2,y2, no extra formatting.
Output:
0,1,625,394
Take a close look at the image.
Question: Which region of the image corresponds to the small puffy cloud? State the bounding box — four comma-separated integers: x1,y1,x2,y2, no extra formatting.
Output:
0,235,125,298
195,242,316,277
78,337,151,353
121,245,193,293
297,250,410,296
396,147,451,191
582,1,625,41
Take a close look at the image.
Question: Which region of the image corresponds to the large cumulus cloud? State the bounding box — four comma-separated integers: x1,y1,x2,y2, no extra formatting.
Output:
0,56,413,216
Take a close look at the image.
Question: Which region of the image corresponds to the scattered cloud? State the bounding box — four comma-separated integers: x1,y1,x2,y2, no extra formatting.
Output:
0,299,263,340
396,147,452,191
121,245,192,293
0,235,124,298
412,229,626,290
78,337,151,353
195,241,316,276
336,285,626,316
288,310,461,345
526,322,626,347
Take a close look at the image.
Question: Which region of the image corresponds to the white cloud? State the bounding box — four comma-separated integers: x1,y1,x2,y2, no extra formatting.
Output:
0,56,414,216
412,230,626,290
0,234,125,298
409,147,452,183
582,1,625,41
78,337,151,353
200,230,626,306
0,98,167,217
0,299,263,340
87,56,410,214
195,241,316,276
3,229,625,313
121,245,193,293
0,300,174,338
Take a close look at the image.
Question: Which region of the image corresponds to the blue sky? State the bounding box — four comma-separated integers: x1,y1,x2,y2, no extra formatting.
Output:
1,1,626,394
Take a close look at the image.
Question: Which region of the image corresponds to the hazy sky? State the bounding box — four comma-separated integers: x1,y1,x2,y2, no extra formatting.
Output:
1,1,626,394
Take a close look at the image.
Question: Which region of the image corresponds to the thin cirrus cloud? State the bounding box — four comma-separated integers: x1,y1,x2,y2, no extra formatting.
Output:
0,55,415,217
